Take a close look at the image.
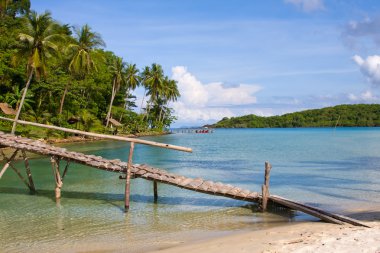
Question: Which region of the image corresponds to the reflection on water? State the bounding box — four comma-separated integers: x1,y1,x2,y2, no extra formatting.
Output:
1,128,380,252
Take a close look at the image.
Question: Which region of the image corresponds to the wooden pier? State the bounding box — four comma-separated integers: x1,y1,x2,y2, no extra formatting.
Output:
0,118,369,227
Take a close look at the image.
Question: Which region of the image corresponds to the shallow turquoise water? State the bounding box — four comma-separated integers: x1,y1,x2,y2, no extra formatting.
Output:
1,128,380,252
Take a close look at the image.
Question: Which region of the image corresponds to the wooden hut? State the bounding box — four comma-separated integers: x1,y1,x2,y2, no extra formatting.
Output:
108,118,122,135
0,103,16,115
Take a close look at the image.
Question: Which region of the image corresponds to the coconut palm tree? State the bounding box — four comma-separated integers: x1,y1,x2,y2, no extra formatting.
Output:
11,10,62,134
6,86,34,111
124,63,140,108
144,63,164,124
159,78,180,123
59,24,105,115
139,66,150,114
106,57,126,127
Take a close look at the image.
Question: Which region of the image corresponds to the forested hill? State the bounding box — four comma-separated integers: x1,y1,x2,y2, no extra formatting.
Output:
210,104,380,128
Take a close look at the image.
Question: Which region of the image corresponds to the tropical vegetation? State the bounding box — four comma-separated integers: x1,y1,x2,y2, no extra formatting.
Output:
0,1,180,138
210,104,380,128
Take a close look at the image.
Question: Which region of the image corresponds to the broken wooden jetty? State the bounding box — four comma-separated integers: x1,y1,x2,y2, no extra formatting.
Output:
0,117,368,227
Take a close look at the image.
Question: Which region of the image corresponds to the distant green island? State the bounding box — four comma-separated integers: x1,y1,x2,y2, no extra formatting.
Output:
209,104,380,128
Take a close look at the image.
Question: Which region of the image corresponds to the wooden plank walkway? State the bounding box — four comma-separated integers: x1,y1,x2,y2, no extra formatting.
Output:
0,132,368,227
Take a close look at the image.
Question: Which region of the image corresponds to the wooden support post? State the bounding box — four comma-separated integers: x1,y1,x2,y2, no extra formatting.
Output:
10,163,33,190
51,156,63,199
61,160,70,181
153,181,158,202
261,161,272,212
21,150,35,192
0,149,33,191
125,142,135,212
0,149,19,179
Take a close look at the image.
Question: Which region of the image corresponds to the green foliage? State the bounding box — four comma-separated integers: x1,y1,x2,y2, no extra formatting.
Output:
212,104,380,128
0,8,180,137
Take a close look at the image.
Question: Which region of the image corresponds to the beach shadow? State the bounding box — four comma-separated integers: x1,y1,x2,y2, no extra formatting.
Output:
0,186,252,209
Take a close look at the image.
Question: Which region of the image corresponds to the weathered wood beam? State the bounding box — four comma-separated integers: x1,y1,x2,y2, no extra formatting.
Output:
153,180,158,202
10,164,33,190
21,150,35,192
0,149,19,179
51,156,63,199
269,195,344,225
61,160,70,181
270,195,370,227
0,116,192,153
125,142,135,212
0,148,33,190
261,161,272,211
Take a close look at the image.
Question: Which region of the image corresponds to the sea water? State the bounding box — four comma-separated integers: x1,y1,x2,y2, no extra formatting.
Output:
1,128,380,252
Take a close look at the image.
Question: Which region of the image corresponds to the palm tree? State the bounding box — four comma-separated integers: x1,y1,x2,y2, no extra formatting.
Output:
144,63,164,123
11,10,62,134
59,24,105,115
6,86,34,111
106,57,126,127
117,63,140,122
124,63,140,105
139,66,150,114
159,78,180,123
0,0,11,17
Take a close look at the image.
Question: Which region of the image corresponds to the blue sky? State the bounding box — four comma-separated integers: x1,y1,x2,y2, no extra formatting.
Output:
32,0,380,127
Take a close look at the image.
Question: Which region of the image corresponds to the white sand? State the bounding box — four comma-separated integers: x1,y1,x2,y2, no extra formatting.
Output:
149,221,380,253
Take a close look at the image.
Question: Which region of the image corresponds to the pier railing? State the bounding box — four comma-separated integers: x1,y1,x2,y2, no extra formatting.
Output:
0,116,191,211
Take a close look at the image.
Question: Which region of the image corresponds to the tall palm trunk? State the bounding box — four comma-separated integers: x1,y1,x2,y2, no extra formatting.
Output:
139,87,147,114
11,70,34,134
119,88,130,122
106,79,116,127
59,80,70,115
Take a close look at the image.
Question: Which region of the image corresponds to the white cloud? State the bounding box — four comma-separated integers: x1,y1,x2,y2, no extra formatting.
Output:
206,83,260,106
353,55,380,86
171,66,261,125
348,90,379,102
284,0,325,12
171,66,208,107
172,102,235,122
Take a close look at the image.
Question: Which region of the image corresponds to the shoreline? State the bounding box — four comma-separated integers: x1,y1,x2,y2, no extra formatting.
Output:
147,207,380,253
148,220,380,253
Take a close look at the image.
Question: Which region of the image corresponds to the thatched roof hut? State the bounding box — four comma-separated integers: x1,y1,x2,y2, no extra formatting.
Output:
109,118,122,127
0,103,16,115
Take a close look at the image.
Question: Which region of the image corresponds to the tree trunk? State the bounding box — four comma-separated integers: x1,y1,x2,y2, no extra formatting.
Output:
106,79,116,127
158,106,163,123
11,70,34,134
119,88,130,122
139,88,147,114
58,82,70,115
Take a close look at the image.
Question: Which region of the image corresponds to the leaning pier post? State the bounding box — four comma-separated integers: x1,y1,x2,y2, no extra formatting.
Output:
22,150,36,193
153,181,158,202
125,142,135,212
261,161,272,211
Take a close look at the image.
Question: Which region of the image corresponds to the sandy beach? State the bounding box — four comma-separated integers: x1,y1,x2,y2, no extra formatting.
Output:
150,210,380,253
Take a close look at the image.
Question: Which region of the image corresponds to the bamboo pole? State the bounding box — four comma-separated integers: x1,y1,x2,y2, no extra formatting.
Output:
0,116,192,153
261,161,272,211
153,181,158,202
0,149,19,179
125,142,134,212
